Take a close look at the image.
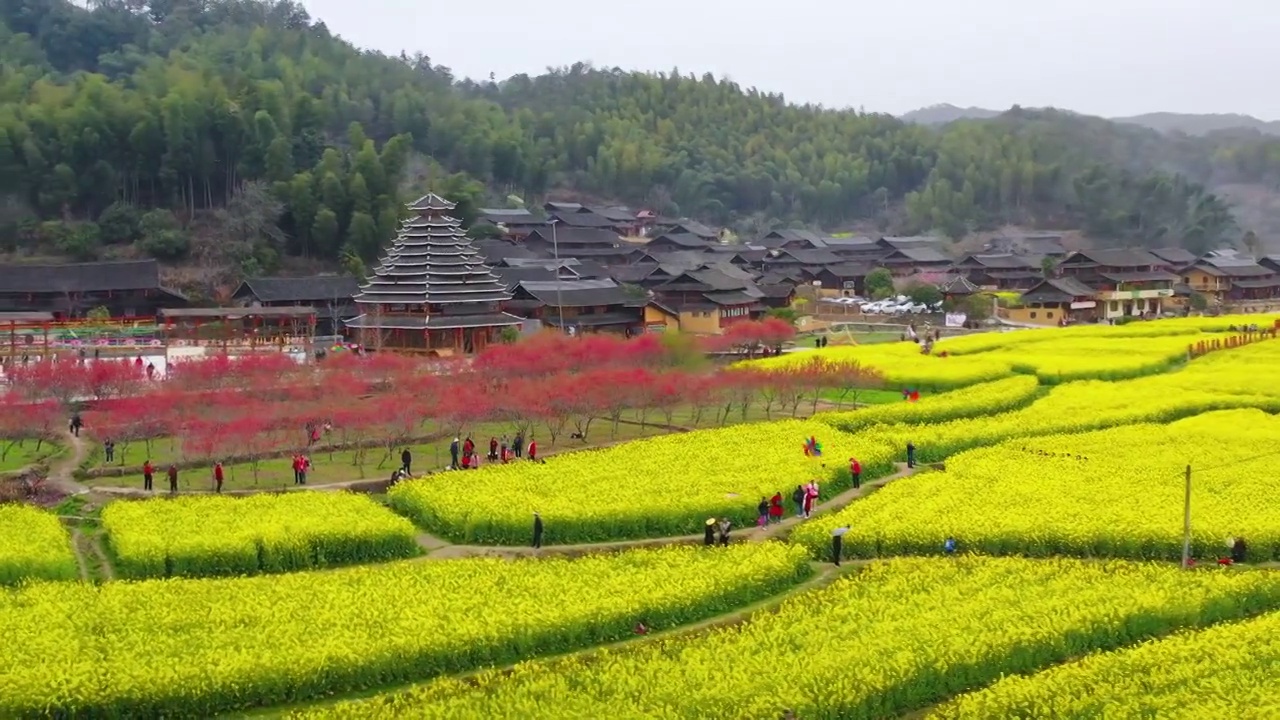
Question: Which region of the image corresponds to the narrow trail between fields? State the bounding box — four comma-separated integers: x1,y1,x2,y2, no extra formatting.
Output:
46,429,91,496
417,463,916,560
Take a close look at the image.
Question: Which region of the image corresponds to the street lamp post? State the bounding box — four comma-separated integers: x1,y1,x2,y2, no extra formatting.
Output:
550,218,567,334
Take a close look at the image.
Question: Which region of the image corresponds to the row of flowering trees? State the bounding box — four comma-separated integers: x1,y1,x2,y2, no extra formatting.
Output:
2,321,882,477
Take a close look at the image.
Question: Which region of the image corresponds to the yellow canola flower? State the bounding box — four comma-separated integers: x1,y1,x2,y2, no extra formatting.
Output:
102,492,420,579
390,419,898,545
0,504,77,584
752,342,1013,390
290,556,1280,719
796,409,1280,561
826,338,1280,467
757,319,1279,389
934,610,1280,719
820,375,1041,433
0,542,811,718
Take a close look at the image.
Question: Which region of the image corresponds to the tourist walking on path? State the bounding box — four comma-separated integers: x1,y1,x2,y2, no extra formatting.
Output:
298,455,310,485
69,413,83,438
768,492,784,524
401,448,412,477
104,439,115,464
142,460,154,492
513,433,524,459
906,442,916,469
500,435,509,460
831,527,848,566
717,518,732,546
167,464,178,494
527,437,538,462
213,462,224,493
488,437,498,461
462,437,475,466
791,485,805,517
449,438,460,470
704,518,717,546
757,497,769,528
849,457,861,489
291,455,302,484
532,512,543,549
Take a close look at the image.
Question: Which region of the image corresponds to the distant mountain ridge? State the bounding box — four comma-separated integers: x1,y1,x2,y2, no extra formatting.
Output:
901,103,1280,137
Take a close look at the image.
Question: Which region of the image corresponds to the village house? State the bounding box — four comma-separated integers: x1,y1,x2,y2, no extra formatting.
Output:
1179,254,1280,306
521,227,620,256
651,268,767,334
0,259,187,319
1007,277,1100,326
645,233,715,253
950,254,1043,291
231,275,360,336
475,208,549,239
506,278,641,335
878,246,953,277
1056,249,1177,320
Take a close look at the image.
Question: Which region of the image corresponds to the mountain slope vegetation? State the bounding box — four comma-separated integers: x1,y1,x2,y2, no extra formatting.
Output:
1,0,1278,283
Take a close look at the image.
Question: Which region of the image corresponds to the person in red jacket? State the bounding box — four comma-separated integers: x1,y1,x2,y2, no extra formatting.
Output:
527,437,537,462
142,460,154,492
213,461,224,493
768,492,784,524
849,457,862,490
291,455,302,485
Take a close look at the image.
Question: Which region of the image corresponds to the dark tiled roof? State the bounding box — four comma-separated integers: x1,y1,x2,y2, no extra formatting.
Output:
545,201,583,213
545,311,640,327
477,208,537,223
815,263,871,279
1231,277,1280,289
956,254,1038,270
938,275,980,295
609,264,660,283
492,267,557,290
1150,247,1198,265
0,260,160,293
1097,271,1180,283
518,279,633,307
234,276,360,303
648,233,713,249
884,247,951,263
757,283,797,298
1021,277,1097,302
703,291,761,306
878,236,941,250
1061,249,1161,268
524,228,620,247
664,220,717,239
1195,257,1273,276
475,239,538,263
588,206,637,223
551,212,617,228
784,248,843,265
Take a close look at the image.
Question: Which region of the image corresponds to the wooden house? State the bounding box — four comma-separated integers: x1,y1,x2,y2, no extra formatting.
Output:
232,275,359,336
1057,249,1177,320
0,259,187,320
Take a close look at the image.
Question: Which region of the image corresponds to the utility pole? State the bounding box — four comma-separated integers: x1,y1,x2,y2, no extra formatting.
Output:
1181,464,1192,569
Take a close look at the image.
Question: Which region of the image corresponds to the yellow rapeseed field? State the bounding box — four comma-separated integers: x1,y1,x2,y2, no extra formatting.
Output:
390,419,897,544
0,504,77,584
795,409,1280,561
934,610,1280,719
102,492,420,579
758,316,1279,389
0,543,810,717
290,557,1280,719
820,375,1041,433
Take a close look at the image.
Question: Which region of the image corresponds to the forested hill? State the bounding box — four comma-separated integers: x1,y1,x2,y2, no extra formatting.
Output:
2,0,1280,284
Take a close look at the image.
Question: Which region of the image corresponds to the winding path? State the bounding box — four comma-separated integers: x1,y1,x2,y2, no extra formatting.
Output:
45,429,91,496
418,462,916,561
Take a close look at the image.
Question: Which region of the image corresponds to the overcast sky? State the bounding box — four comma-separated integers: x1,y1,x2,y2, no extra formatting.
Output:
298,0,1278,119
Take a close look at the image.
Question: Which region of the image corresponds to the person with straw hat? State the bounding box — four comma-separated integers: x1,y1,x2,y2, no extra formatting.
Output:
704,518,717,546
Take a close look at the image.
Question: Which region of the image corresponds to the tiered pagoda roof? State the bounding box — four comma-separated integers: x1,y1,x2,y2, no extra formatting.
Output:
347,194,522,330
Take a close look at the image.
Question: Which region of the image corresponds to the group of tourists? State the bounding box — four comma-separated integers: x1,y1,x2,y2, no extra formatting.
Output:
703,517,733,546
791,482,820,518
451,434,540,470
140,459,181,493
291,453,312,484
